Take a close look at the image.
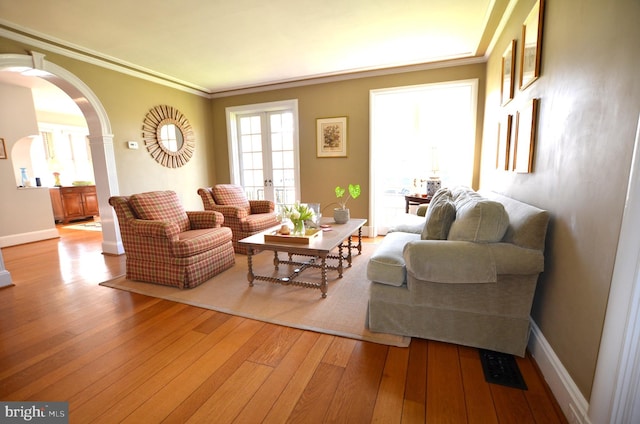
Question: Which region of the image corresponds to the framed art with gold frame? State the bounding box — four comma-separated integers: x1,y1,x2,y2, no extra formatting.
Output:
496,114,513,170
316,116,348,158
501,40,516,106
519,0,545,90
513,98,540,173
0,138,7,159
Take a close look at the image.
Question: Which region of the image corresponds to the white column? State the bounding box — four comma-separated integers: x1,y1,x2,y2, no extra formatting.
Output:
0,249,13,287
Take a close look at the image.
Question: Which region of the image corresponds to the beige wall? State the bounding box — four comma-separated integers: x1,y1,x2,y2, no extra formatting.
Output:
481,0,640,398
2,0,639,401
211,63,486,220
55,57,214,211
0,38,214,211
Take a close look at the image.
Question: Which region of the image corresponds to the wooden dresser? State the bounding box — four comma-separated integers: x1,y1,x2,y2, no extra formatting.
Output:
49,185,100,224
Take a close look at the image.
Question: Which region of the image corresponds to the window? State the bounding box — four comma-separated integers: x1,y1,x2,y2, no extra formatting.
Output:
370,80,478,235
31,123,94,186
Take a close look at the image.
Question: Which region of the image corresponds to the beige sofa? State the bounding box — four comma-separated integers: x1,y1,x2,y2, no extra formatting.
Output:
366,187,550,357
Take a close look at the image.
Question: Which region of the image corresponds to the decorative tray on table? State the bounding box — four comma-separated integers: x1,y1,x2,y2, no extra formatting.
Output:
264,228,322,244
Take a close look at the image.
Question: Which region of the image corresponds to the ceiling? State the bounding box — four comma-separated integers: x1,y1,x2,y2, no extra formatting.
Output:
0,0,511,114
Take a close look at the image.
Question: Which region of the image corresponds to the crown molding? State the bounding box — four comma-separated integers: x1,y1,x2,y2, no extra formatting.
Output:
0,22,211,97
1,21,487,99
209,56,487,98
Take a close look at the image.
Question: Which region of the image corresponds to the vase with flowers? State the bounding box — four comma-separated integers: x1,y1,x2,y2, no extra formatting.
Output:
334,183,361,224
280,202,315,236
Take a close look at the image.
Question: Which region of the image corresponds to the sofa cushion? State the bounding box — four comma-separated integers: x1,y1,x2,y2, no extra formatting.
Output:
367,232,420,286
129,191,190,233
480,191,550,250
448,193,509,242
171,228,232,257
388,213,425,234
421,189,456,240
241,212,280,232
212,184,251,214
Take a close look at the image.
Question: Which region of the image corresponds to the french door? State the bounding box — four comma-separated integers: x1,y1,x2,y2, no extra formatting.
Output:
227,100,300,207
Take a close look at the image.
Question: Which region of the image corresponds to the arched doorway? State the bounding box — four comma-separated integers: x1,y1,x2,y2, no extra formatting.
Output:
0,52,123,255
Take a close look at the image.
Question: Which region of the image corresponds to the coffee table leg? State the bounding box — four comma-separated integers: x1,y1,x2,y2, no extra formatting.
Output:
346,235,353,267
247,247,255,286
320,255,328,298
337,244,344,278
273,251,280,270
357,227,363,254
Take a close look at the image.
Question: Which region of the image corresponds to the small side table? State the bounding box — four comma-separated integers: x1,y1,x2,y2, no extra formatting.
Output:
405,195,432,213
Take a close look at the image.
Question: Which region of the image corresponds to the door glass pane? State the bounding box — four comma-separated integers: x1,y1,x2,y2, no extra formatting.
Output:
238,115,265,200
270,112,296,207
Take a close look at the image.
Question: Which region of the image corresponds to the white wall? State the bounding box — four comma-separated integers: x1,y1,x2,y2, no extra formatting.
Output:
0,82,58,247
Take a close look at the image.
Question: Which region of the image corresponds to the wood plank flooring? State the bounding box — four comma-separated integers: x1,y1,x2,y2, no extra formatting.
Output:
0,225,567,423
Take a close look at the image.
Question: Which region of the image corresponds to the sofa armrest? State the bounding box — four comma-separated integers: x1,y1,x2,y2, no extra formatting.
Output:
404,240,545,285
129,219,180,239
488,243,545,274
416,204,429,217
187,211,224,229
404,240,497,284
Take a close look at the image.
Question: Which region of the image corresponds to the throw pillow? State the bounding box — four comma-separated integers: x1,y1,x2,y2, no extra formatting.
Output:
212,184,251,214
427,187,453,213
421,190,456,240
447,197,509,242
129,191,190,233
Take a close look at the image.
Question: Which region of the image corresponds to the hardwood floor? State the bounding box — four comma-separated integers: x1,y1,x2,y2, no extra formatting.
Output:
0,225,567,423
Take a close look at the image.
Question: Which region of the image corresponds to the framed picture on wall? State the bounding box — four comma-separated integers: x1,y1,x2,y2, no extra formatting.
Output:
496,114,513,170
316,116,348,158
513,98,540,173
0,138,6,159
520,0,545,90
501,40,516,106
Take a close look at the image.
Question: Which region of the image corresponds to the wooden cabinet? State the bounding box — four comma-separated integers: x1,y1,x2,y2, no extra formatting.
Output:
49,186,100,224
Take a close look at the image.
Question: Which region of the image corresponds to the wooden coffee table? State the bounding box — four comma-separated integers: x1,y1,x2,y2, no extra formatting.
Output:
238,218,367,298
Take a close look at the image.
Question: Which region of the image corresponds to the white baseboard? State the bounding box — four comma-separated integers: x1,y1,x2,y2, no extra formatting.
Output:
0,228,60,248
528,320,591,424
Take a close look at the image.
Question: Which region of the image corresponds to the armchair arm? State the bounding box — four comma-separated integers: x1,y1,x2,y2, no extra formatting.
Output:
209,205,249,219
187,210,224,229
197,187,216,210
129,219,181,239
250,200,275,214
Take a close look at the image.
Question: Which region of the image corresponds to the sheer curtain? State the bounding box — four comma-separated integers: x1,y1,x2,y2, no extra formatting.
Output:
369,80,477,235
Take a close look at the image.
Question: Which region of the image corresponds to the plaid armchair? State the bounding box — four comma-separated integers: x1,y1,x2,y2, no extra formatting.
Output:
109,190,235,288
197,185,279,254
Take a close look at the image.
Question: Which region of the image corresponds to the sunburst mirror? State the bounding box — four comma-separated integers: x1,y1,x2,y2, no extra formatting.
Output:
142,105,195,168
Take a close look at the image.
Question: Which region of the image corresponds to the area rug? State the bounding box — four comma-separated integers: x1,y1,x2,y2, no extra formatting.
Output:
99,243,410,347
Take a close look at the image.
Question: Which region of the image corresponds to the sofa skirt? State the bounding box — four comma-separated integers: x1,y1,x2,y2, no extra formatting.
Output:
367,273,539,357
